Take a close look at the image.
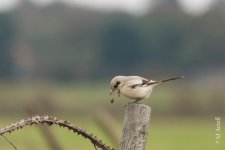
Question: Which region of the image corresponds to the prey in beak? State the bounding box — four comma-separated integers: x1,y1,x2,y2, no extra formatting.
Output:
109,89,115,104
110,89,120,96
109,81,121,103
110,88,121,104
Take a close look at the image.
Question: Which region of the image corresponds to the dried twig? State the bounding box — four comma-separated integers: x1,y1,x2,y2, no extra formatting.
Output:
0,115,114,150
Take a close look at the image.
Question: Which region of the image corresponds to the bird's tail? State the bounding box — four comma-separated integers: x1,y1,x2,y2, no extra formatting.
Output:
148,76,184,85
159,76,184,83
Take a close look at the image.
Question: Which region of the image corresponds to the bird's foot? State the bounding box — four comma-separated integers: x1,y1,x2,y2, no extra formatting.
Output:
133,99,141,104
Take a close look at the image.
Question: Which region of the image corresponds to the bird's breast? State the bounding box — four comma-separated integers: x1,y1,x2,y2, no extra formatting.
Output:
120,86,153,100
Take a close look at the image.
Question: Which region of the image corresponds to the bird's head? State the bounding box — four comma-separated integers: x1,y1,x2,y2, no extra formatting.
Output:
110,76,124,95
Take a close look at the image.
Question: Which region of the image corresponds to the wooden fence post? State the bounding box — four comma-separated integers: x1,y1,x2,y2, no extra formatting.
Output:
120,102,151,150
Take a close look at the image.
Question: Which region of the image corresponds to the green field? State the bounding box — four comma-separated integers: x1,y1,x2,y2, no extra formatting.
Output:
0,82,224,150
1,116,224,150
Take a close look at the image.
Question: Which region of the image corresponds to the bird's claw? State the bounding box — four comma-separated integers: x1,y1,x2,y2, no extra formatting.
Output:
133,99,141,104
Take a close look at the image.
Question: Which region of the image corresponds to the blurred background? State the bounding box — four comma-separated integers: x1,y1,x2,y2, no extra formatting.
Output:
0,0,225,149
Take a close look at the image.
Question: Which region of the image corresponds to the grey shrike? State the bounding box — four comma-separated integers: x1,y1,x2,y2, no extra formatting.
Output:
109,75,183,103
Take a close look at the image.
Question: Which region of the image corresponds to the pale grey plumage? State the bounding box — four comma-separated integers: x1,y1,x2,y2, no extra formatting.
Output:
110,75,183,102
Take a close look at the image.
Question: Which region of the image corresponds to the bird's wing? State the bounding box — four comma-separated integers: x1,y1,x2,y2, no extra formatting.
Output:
126,78,149,89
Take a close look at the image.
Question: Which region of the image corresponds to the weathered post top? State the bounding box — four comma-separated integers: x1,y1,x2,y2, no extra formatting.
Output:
120,102,151,150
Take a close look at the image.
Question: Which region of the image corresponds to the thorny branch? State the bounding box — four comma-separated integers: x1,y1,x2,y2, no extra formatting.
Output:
0,115,114,150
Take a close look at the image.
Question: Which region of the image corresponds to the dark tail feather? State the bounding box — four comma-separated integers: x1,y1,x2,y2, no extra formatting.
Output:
147,76,184,85
160,76,184,83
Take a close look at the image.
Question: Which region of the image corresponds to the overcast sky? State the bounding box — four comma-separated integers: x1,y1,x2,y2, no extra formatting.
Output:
0,0,219,16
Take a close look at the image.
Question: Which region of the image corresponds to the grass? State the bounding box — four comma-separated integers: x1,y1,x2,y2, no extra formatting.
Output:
148,116,225,150
0,81,224,149
1,116,224,150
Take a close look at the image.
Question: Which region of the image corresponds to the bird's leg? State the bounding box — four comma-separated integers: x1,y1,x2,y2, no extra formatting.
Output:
133,99,141,103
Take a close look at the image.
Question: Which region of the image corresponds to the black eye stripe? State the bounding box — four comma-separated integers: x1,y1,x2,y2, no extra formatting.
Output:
114,81,120,88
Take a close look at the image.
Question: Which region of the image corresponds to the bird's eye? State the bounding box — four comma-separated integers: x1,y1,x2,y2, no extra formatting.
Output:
114,81,120,88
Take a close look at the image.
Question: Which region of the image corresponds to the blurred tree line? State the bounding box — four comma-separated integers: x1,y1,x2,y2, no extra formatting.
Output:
0,1,225,80
0,13,14,78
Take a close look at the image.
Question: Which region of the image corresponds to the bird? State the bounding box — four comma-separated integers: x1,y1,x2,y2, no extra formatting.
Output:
109,75,183,103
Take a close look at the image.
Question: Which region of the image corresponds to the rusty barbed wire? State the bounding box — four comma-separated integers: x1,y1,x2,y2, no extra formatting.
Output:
0,115,115,150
